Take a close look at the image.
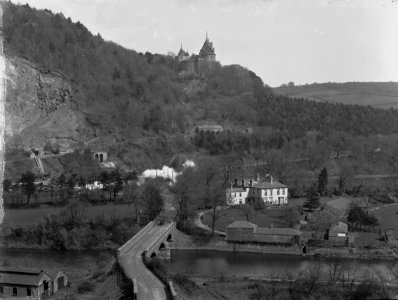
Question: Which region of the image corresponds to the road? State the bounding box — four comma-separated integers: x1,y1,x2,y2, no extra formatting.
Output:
194,210,226,236
118,221,173,300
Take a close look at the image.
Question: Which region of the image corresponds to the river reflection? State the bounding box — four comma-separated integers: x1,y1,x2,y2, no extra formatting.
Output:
165,250,394,280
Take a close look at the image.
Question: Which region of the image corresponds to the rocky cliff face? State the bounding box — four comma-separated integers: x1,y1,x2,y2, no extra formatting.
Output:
5,56,90,151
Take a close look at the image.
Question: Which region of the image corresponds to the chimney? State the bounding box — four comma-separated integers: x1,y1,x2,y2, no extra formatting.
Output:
234,178,238,186
266,174,273,184
241,179,245,187
256,173,260,182
249,179,253,187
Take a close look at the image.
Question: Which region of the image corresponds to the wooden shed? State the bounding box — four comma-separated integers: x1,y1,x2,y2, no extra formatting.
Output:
254,227,301,245
48,270,68,293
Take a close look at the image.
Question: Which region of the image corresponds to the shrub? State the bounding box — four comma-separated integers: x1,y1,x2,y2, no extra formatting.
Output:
77,281,95,294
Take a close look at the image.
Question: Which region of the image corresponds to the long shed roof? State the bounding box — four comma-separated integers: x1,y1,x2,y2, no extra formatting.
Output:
227,221,257,229
255,227,301,236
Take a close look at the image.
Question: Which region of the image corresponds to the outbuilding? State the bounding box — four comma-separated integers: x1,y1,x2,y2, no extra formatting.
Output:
0,268,52,299
254,227,301,245
328,222,348,241
226,221,257,242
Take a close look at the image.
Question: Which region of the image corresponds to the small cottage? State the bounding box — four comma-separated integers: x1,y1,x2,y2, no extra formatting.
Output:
328,222,348,241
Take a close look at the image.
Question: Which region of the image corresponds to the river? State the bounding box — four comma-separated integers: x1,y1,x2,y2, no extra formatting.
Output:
164,249,395,281
0,247,395,284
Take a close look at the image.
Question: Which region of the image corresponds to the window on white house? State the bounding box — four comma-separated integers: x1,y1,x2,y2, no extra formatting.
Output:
277,189,280,195
0,286,3,294
27,288,32,296
12,287,17,296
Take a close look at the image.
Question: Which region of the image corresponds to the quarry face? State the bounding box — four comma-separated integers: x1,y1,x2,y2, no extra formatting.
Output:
4,56,86,151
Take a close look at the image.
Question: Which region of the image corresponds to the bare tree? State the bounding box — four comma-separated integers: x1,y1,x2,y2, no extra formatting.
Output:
326,257,344,285
171,167,201,229
284,271,305,298
302,262,321,297
238,204,256,221
123,182,144,223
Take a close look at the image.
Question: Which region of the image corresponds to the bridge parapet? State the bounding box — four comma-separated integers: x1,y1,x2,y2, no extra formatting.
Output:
144,222,175,259
118,221,155,254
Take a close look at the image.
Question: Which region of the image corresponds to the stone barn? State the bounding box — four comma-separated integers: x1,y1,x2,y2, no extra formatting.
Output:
226,221,257,242
0,268,52,299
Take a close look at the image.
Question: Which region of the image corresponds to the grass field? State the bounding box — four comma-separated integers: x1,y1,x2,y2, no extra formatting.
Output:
375,204,398,235
325,197,355,214
202,207,292,232
3,204,134,227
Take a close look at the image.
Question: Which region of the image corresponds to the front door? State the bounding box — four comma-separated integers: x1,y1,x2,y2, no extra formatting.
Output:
58,276,65,288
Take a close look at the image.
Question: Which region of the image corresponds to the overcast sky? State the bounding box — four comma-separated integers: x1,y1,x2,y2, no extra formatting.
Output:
20,0,398,87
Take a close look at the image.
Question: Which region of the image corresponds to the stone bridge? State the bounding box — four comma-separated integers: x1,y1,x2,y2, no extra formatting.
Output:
117,220,176,300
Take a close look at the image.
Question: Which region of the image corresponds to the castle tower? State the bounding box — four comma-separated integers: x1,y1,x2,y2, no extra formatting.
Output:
199,33,216,62
176,44,189,62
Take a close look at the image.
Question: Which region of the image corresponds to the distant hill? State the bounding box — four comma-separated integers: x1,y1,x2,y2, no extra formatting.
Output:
273,82,398,109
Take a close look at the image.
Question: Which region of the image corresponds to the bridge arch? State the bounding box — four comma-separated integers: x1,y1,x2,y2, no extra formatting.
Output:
167,234,173,242
159,243,166,251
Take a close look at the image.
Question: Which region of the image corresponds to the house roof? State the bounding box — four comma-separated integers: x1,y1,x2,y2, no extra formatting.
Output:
255,227,301,236
177,48,189,57
226,187,246,193
47,270,66,280
0,269,50,286
0,267,42,275
199,38,215,57
227,221,257,229
252,181,287,189
329,222,348,234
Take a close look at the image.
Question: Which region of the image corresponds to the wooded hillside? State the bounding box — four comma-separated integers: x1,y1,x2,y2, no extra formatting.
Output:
4,2,398,192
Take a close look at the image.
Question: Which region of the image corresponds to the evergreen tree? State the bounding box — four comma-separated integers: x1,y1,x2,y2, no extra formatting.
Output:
318,167,328,196
20,171,36,205
303,185,320,212
338,174,346,195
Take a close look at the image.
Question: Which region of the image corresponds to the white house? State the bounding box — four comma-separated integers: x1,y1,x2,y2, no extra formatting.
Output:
226,187,248,205
247,179,288,205
227,175,288,206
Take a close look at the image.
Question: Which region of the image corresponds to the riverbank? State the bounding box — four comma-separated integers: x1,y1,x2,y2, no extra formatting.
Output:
162,249,398,300
172,232,398,261
0,239,121,250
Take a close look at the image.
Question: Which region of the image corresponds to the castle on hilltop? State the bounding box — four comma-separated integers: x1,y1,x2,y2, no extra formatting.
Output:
176,33,217,74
